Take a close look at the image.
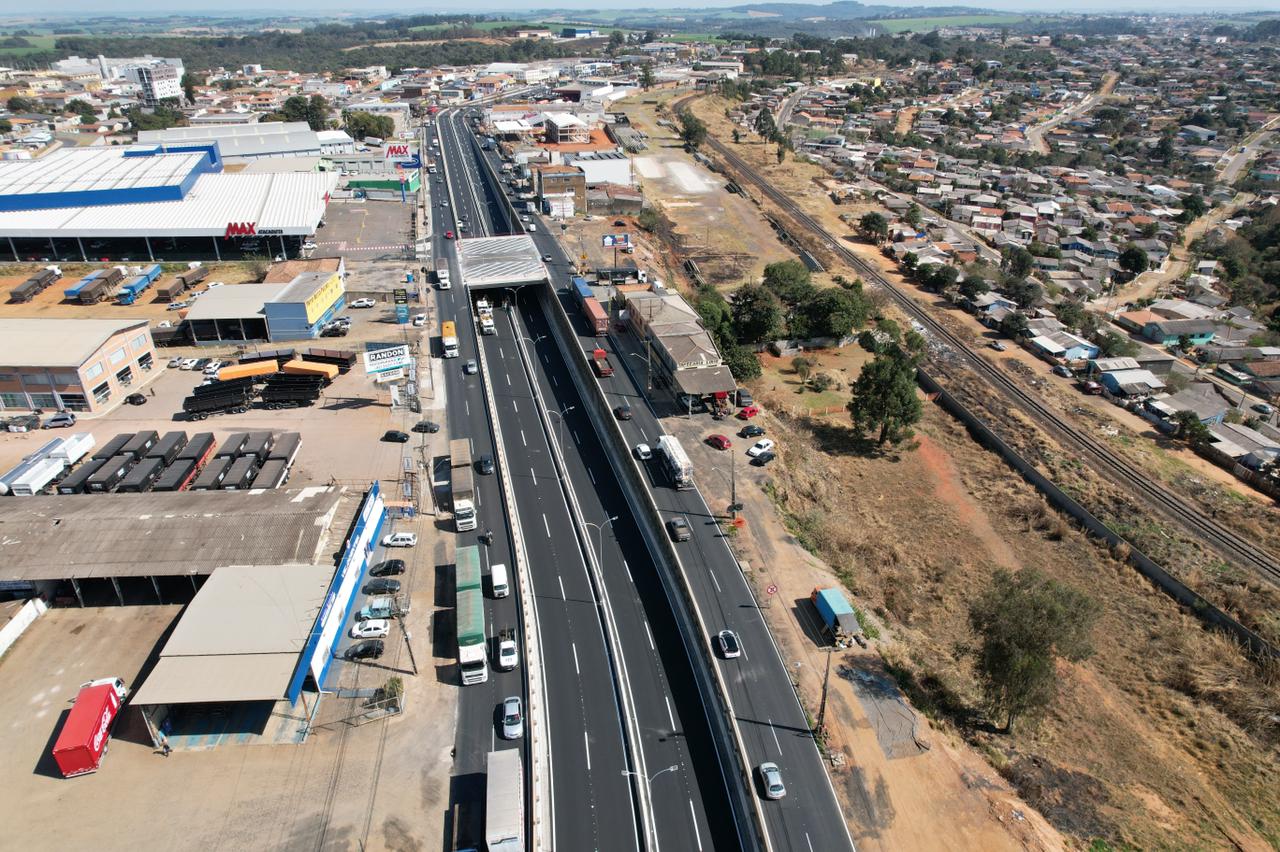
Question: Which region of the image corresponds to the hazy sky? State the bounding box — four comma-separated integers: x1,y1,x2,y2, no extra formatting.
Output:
16,0,1279,15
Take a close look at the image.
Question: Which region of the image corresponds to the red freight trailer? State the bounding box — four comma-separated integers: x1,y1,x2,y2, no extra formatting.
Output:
581,296,608,336
52,680,126,778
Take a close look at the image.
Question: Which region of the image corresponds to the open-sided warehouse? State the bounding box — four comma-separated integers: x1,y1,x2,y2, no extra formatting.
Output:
0,486,346,604
183,271,345,343
0,318,155,413
0,145,337,263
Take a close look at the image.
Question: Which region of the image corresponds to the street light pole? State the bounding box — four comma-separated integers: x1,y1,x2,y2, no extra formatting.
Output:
621,763,680,851
548,405,576,455
585,515,619,566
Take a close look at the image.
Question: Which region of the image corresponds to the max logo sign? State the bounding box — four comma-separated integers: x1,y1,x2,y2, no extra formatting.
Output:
223,222,257,239
385,144,412,158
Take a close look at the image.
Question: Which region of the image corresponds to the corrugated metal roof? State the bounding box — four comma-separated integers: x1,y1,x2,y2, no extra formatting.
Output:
0,172,337,238
131,653,301,705
184,283,288,321
457,235,548,288
0,318,149,367
0,147,202,197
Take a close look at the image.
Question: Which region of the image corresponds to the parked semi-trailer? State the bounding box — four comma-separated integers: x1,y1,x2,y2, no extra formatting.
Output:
176,432,216,469
217,360,277,382
92,433,134,461
145,431,188,465
116,457,164,493
9,267,60,303
281,359,339,382
51,678,128,778
449,438,476,532
455,545,488,685
86,455,136,493
190,456,232,490
8,457,66,496
57,458,108,495
302,348,358,373
485,749,524,852
152,457,198,492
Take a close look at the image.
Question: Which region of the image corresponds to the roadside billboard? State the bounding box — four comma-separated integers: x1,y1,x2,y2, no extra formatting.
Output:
363,343,411,374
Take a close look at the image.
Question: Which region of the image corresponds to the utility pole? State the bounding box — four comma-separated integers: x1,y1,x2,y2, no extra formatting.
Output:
398,613,419,676
816,645,833,739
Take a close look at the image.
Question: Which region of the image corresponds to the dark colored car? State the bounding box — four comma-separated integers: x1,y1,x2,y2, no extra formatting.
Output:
476,455,495,475
344,640,385,661
667,516,691,542
735,388,754,407
613,219,626,227
739,424,765,439
383,430,410,443
363,578,401,595
125,393,147,406
614,404,633,421
321,325,348,337
751,451,776,467
412,420,441,433
369,559,405,577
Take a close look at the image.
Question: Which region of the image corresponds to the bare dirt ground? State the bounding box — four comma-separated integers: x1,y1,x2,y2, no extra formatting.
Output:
679,391,1280,850
619,96,800,290
646,93,1280,848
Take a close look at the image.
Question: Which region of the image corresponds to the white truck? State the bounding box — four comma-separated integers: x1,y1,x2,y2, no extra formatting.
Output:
657,435,695,490
486,750,524,852
476,298,496,335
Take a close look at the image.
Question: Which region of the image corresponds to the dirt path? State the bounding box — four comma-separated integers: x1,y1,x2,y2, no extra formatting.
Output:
895,107,917,135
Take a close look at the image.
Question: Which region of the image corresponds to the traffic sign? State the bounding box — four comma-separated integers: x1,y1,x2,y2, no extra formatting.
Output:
766,583,778,596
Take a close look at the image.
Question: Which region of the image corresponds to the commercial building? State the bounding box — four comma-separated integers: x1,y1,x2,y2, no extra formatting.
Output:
185,271,346,343
534,164,586,215
0,145,336,263
0,318,155,413
138,122,353,162
623,290,736,400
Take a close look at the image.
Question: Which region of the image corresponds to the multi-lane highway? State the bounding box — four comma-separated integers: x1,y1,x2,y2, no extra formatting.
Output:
433,107,747,851
431,105,854,851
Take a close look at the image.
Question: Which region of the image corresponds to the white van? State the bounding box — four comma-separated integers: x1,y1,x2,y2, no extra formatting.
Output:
490,563,510,598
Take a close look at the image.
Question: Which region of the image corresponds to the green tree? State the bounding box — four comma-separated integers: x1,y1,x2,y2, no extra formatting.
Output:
904,204,922,228
791,355,815,386
1003,277,1042,308
180,71,203,104
1181,193,1208,221
859,211,889,243
639,63,655,91
958,275,990,301
1119,245,1149,276
343,110,394,141
732,128,741,144
776,144,786,165
305,94,329,131
1094,330,1137,358
608,29,626,53
762,260,812,306
847,345,922,447
1001,245,1035,279
7,95,34,113
730,283,784,344
796,287,870,338
969,568,1098,733
1174,410,1212,446
722,343,762,381
67,99,97,119
998,311,1029,340
0,119,11,134
753,106,776,139
677,109,706,149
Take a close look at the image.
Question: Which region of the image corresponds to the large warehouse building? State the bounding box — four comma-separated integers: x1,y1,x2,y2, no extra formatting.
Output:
0,318,156,413
0,145,337,263
184,269,346,343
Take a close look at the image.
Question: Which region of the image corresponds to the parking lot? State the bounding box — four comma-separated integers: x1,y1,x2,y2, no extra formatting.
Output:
0,531,454,851
311,200,414,261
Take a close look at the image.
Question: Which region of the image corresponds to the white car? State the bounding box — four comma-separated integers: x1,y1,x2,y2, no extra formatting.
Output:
747,439,776,458
412,314,427,327
206,281,224,288
351,298,377,309
382,532,418,548
179,358,200,371
758,762,786,800
497,637,519,671
167,356,184,368
350,618,390,639
634,443,652,460
166,301,189,311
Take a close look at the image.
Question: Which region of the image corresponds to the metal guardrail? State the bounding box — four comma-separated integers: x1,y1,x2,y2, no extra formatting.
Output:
535,283,769,852
439,111,550,851
505,307,653,851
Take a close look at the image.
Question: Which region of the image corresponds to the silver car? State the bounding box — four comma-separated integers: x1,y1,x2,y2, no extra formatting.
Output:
758,762,786,800
501,696,524,740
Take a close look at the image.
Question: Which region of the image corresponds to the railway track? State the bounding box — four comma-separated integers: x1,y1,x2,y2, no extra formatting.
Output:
691,115,1280,587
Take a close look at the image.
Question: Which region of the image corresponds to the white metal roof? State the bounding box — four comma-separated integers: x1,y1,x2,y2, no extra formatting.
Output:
131,562,331,706
139,122,311,143
0,147,203,198
184,283,288,321
457,235,548,288
0,172,337,238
